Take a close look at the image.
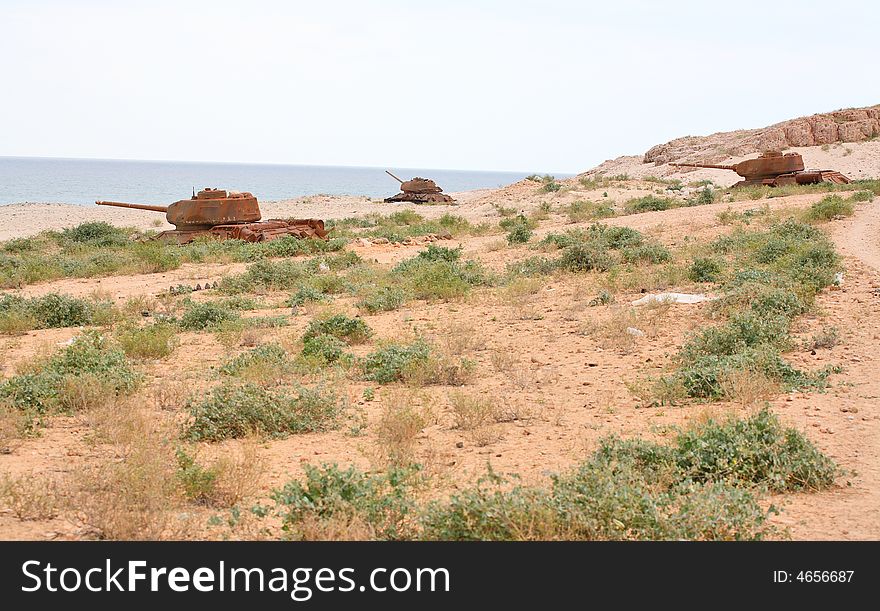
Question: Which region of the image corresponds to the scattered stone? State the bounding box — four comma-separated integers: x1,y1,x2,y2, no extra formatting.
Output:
455,441,464,448
626,327,645,337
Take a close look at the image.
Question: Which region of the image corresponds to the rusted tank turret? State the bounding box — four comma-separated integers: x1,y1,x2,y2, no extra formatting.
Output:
671,151,850,188
96,188,328,244
384,170,456,204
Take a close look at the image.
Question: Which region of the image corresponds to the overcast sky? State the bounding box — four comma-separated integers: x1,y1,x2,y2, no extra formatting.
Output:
1,0,877,173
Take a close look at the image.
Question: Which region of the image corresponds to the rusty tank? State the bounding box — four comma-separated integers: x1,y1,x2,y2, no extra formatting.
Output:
96,188,328,244
384,170,456,204
671,151,850,188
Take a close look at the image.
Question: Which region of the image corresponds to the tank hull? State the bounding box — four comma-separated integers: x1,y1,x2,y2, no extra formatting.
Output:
155,219,329,244
384,192,456,204
732,170,851,188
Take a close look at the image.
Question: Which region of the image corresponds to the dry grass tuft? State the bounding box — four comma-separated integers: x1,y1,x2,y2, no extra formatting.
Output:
442,321,486,356
718,370,780,407
373,390,431,467
0,472,64,520
0,403,29,454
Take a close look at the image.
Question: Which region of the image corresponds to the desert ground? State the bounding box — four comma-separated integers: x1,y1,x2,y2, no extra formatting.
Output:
1,110,879,541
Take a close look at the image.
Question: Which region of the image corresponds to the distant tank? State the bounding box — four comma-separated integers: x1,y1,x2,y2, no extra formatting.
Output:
671,151,850,188
96,188,328,244
384,170,456,204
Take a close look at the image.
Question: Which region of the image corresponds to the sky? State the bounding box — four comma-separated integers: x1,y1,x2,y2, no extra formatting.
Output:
0,0,878,173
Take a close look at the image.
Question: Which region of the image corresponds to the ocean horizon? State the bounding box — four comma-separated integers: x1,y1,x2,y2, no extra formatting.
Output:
0,156,569,207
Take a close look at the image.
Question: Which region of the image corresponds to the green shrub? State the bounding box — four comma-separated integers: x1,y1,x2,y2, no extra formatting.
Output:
219,343,291,376
393,249,489,301
674,408,837,491
176,449,219,504
179,302,240,330
301,334,348,364
602,226,644,249
303,314,372,345
539,175,561,193
805,195,854,222
185,383,341,441
115,322,178,359
674,348,831,399
563,200,615,222
540,228,590,250
269,409,833,541
356,286,407,314
687,187,716,207
61,221,130,246
361,342,431,384
621,243,671,264
683,313,791,358
688,257,723,282
500,214,534,245
0,331,140,420
624,195,677,213
505,256,558,277
0,293,111,332
287,286,328,308
272,463,418,540
558,243,615,272
848,190,874,202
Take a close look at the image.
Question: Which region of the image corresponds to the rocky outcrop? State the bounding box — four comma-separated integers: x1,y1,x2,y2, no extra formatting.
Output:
644,106,880,165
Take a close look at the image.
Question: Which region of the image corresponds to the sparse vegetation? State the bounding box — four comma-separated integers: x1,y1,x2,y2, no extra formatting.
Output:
804,194,854,222
562,200,615,223
178,301,240,330
624,195,677,213
115,322,178,359
500,214,534,245
0,222,345,288
185,383,342,441
0,293,113,334
265,408,833,540
652,219,842,400
0,331,140,428
303,314,373,344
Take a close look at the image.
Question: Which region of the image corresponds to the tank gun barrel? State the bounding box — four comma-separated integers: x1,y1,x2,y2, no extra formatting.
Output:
95,200,169,213
385,170,405,184
670,162,737,171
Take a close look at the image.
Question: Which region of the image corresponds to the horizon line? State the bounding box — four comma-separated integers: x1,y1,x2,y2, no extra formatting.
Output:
0,154,576,177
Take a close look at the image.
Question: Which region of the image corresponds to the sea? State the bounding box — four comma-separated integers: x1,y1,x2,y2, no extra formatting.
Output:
0,157,553,206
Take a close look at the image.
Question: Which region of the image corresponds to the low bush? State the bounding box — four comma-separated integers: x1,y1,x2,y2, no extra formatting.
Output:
688,257,723,283
621,243,672,264
500,214,534,245
115,322,178,359
219,343,292,377
563,200,615,223
301,334,349,364
185,383,341,441
356,286,407,314
178,301,240,330
392,246,490,301
0,332,140,424
0,293,113,333
805,195,854,222
361,342,432,384
272,464,418,540
673,408,837,491
558,243,616,272
303,314,372,345
624,195,677,214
